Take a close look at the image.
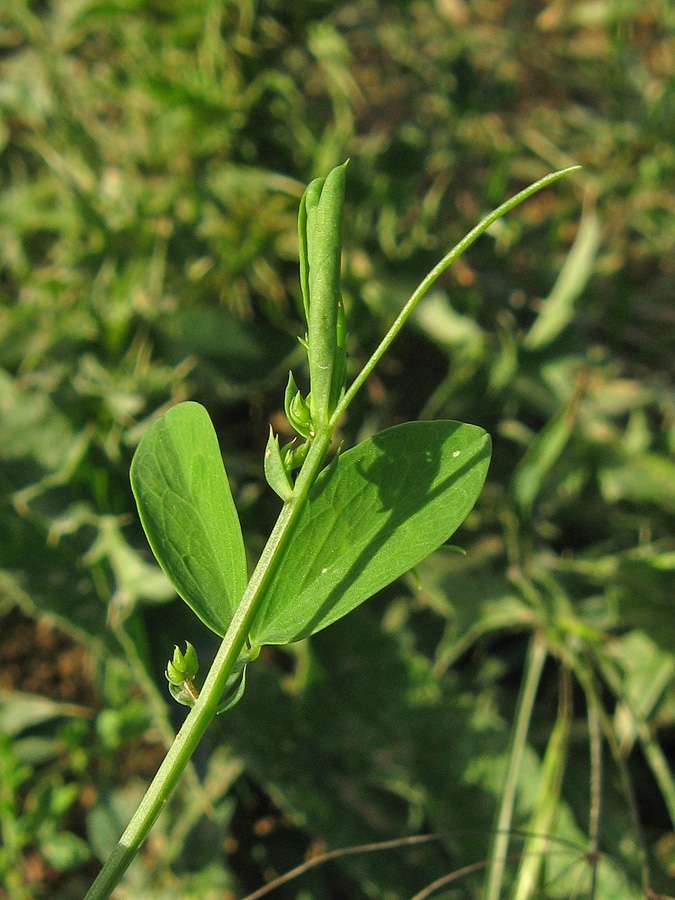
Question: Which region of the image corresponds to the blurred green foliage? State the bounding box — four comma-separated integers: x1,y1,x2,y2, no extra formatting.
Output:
1,0,674,897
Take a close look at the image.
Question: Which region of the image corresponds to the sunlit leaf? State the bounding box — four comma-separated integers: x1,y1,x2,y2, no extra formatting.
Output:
130,402,247,636
250,420,491,646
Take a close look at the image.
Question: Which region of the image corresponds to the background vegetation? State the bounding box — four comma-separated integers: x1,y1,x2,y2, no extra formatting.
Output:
1,0,674,898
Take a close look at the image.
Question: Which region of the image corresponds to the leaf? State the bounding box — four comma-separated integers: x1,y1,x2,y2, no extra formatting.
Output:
511,389,581,516
524,198,600,350
599,452,675,514
0,369,75,473
250,420,491,646
157,307,297,387
130,402,248,636
613,552,675,654
412,556,535,669
0,689,88,737
40,831,91,870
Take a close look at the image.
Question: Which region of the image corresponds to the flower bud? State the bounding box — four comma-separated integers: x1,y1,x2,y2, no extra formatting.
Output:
165,642,199,706
284,371,313,439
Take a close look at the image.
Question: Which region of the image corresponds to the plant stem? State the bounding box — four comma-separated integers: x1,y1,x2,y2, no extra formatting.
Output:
83,430,333,900
511,663,571,900
483,631,547,900
566,650,651,893
330,166,580,430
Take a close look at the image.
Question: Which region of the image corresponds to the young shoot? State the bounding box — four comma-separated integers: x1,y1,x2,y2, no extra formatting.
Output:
84,161,580,900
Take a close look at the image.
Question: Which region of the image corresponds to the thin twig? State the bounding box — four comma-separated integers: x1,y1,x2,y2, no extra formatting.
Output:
240,834,442,900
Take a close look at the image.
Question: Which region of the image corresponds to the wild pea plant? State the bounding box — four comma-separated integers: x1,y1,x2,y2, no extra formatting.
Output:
84,161,578,900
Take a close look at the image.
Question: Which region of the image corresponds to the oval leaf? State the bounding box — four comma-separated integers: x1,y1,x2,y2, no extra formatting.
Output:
130,402,247,636
250,420,491,646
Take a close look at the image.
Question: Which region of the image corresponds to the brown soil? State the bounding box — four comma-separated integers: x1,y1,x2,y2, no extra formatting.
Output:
0,607,98,707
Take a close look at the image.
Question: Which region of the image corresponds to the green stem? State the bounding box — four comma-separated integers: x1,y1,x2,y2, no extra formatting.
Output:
511,664,571,900
484,631,547,900
330,166,580,430
83,430,333,900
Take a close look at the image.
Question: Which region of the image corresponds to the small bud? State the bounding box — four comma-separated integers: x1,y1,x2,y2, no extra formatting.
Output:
182,641,198,677
165,642,199,708
284,371,313,439
166,642,199,681
283,438,310,473
166,658,183,686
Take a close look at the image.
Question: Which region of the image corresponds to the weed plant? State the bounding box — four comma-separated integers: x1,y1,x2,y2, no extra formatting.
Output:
81,161,575,898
